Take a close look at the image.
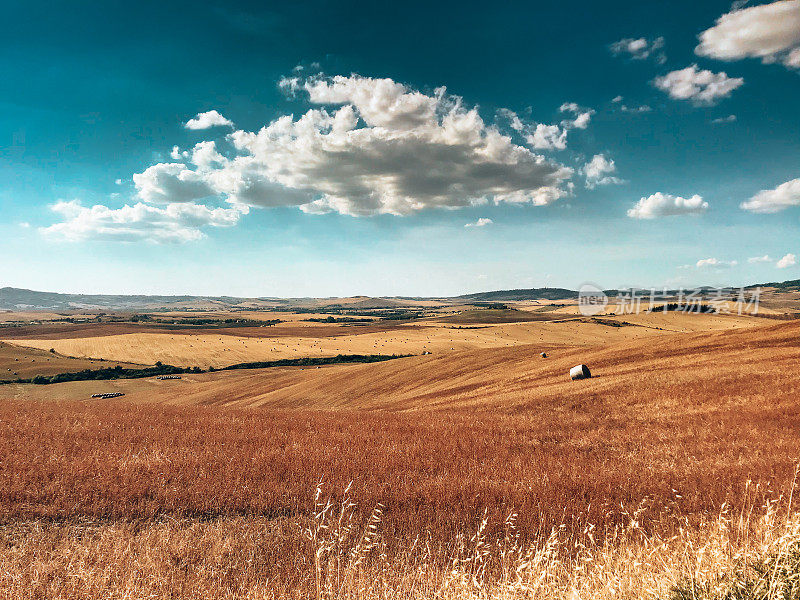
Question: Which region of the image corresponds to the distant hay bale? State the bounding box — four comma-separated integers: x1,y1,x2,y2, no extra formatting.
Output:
569,364,591,380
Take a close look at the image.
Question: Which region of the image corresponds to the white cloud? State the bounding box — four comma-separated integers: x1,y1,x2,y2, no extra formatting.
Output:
465,217,493,228
40,200,244,243
621,104,652,113
582,154,624,189
696,257,738,269
612,96,652,113
44,74,578,242
184,110,234,130
777,253,797,269
496,108,525,132
132,162,216,204
528,123,569,150
138,74,573,216
18,222,30,228
278,76,300,96
711,114,737,124
786,47,800,68
653,65,744,105
740,178,800,213
559,102,594,129
610,37,666,63
627,192,709,219
748,255,773,263
500,103,593,151
696,0,800,69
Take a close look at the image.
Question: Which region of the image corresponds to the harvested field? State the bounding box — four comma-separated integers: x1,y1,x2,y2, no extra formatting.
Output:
0,321,797,512
1,312,798,598
0,341,143,380
2,310,761,368
1,324,800,595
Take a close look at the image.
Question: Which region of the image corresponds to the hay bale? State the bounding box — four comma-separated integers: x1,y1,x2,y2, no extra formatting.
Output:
569,364,591,380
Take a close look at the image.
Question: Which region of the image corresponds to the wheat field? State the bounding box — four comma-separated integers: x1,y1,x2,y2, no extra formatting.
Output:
1,310,759,368
1,317,799,597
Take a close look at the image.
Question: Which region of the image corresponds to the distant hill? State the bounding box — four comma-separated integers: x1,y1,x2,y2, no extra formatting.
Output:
457,288,577,301
1,286,582,311
459,280,800,302
2,278,799,311
749,279,800,292
0,287,261,311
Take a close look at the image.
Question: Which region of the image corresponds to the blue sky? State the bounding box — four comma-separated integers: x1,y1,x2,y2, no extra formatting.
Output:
1,0,798,296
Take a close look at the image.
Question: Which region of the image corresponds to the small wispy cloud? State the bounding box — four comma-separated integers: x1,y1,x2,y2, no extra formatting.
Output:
611,96,652,113
711,114,737,124
184,110,234,130
696,257,738,269
747,255,773,263
465,217,493,228
776,253,797,269
610,36,666,63
582,154,624,189
499,103,595,151
628,192,708,219
654,64,744,105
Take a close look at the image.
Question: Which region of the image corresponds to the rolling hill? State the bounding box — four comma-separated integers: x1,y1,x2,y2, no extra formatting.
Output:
4,319,797,413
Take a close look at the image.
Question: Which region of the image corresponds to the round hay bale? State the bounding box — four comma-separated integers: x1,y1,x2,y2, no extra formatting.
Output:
569,364,591,380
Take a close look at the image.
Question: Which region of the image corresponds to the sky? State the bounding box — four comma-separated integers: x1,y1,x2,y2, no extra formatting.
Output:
1,0,798,297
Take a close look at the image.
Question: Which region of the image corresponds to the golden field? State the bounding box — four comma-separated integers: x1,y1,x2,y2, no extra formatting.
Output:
0,303,799,598
1,309,761,369
0,314,793,410
0,340,142,379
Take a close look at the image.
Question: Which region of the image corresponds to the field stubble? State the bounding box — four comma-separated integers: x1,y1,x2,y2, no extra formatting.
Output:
1,319,800,598
1,386,800,597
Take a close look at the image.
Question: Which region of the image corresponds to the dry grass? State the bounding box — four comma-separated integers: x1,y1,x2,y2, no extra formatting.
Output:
1,319,799,597
2,482,800,599
1,374,799,597
1,399,797,528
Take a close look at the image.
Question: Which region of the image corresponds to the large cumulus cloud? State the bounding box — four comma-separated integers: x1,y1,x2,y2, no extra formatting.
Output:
43,74,576,242
140,74,574,217
696,0,800,70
